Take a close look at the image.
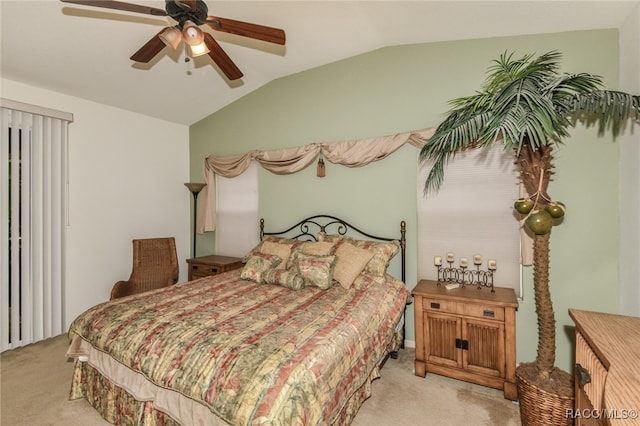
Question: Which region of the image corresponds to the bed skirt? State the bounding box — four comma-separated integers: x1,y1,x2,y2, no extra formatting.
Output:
69,358,383,426
66,302,404,425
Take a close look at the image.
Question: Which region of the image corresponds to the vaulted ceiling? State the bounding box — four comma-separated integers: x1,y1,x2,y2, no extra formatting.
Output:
1,1,637,125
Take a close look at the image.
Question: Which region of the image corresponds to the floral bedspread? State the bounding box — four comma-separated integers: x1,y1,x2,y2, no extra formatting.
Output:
68,270,408,425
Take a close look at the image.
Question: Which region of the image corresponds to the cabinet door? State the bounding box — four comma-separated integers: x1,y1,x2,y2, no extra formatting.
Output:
424,311,461,368
462,317,504,377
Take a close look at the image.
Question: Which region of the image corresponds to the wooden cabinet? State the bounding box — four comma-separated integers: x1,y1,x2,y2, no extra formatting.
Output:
186,255,243,280
412,279,518,400
570,309,640,426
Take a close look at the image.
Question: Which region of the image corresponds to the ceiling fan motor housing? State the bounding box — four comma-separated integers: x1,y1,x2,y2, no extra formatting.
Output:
166,0,208,27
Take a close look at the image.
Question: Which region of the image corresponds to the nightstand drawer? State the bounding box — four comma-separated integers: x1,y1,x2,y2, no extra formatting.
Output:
424,298,457,313
459,304,504,321
186,255,243,281
190,264,220,276
424,297,504,321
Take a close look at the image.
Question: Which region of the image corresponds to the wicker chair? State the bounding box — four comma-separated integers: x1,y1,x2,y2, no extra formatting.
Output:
110,237,179,300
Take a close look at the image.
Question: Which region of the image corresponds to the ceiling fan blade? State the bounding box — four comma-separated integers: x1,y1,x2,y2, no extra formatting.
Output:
60,0,167,16
130,30,167,63
205,16,286,45
203,33,243,81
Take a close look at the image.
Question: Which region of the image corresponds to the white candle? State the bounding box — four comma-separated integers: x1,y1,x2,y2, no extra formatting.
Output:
446,252,454,262
487,259,497,270
473,254,482,265
460,257,468,268
434,256,442,266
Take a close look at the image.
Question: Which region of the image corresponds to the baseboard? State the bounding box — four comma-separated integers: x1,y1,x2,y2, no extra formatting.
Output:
404,339,416,348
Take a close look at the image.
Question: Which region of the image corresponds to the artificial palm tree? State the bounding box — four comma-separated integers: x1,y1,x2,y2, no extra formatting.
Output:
419,50,639,423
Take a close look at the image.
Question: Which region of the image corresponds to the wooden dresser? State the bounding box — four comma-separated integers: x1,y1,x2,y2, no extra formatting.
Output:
412,279,518,400
186,255,243,281
570,309,640,425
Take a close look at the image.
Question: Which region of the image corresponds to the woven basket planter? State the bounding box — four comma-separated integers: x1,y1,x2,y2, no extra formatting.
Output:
516,363,574,426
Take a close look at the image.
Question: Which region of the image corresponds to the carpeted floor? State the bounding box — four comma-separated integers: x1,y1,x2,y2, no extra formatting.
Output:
1,335,521,425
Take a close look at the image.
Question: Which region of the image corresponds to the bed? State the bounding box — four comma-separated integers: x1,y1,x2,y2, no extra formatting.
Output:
67,215,409,426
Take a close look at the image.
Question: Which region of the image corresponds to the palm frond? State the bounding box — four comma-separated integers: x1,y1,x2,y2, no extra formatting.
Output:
421,152,449,195
419,106,493,192
559,90,640,135
421,50,639,193
485,51,561,93
548,73,604,101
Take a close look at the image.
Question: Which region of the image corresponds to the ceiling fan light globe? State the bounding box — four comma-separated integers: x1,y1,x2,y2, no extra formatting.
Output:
159,27,182,50
182,21,205,46
189,41,210,57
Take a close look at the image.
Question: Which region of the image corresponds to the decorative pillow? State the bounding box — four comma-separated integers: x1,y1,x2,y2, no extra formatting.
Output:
260,240,294,270
332,241,374,289
318,233,400,277
263,268,306,290
240,252,282,283
274,241,335,270
291,241,335,256
243,236,304,265
291,251,337,290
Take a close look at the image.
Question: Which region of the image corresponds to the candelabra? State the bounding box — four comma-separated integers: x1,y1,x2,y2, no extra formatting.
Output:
434,253,496,292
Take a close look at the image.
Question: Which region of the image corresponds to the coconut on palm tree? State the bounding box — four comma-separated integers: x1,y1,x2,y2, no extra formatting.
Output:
419,50,639,424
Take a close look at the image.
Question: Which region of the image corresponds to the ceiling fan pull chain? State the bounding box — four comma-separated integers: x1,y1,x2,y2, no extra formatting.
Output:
183,44,195,78
184,42,191,64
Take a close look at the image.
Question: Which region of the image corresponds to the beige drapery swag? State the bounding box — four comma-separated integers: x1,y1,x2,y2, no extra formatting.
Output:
197,127,533,266
198,128,435,233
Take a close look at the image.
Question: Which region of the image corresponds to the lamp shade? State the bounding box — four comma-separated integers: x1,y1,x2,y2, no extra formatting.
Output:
182,21,205,46
159,26,182,50
184,182,206,194
189,41,210,57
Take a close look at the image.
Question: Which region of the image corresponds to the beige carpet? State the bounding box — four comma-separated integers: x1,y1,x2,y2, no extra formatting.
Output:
1,335,521,425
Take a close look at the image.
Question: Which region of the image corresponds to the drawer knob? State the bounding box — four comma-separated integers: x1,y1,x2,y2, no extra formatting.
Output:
430,302,440,309
483,309,495,318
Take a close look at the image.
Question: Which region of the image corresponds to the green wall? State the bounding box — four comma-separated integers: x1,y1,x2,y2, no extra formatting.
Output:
189,29,621,373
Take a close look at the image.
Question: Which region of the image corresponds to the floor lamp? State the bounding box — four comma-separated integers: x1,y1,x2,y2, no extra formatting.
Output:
184,183,206,258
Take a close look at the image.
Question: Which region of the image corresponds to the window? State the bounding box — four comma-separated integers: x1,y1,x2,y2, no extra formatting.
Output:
215,161,259,257
417,144,522,297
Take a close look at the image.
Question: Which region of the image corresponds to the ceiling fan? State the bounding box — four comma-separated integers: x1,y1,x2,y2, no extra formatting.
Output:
60,0,286,80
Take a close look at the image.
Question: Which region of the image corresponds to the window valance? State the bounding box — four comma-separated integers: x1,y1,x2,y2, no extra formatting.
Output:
197,127,532,270
198,128,435,233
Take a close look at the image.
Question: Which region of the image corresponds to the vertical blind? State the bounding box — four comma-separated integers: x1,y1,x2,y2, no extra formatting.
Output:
1,99,72,351
417,144,522,297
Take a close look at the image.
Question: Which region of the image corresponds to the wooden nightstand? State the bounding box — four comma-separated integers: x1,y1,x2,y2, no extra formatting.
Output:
412,279,518,400
186,255,243,280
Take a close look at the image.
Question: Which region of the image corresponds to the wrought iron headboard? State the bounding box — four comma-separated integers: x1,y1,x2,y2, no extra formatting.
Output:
260,215,406,283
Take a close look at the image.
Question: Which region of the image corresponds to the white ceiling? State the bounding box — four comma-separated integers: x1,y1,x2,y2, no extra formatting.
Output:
1,1,638,126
